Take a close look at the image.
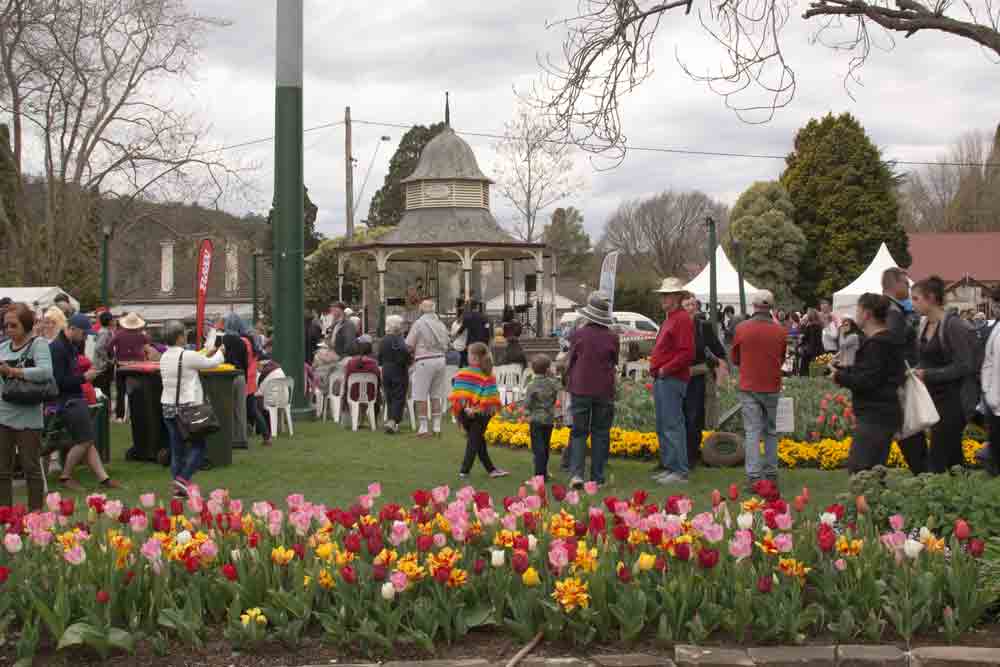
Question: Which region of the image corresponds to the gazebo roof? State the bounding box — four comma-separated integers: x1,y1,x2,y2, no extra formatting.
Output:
378,208,524,245
401,128,491,183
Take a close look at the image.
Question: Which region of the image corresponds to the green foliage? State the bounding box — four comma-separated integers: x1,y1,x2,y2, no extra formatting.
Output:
848,467,1000,536
725,181,807,307
303,231,388,312
267,186,322,255
780,113,911,304
367,123,446,227
542,206,592,278
613,274,661,321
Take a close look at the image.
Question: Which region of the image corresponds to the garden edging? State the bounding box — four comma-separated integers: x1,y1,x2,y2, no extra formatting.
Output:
306,646,1000,667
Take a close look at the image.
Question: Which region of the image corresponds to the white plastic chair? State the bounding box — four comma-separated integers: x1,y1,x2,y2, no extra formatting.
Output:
325,372,345,425
625,360,650,381
495,364,525,405
346,373,379,432
263,377,295,437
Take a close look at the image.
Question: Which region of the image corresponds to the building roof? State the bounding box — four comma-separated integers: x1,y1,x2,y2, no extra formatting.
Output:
908,232,1000,282
401,128,491,183
375,207,520,246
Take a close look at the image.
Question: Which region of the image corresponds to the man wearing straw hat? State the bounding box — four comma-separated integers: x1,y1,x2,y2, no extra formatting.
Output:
565,291,619,489
650,278,695,485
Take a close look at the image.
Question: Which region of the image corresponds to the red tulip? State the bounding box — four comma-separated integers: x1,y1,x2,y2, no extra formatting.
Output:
59,498,75,517
473,491,492,510
344,532,362,553
728,484,739,501
513,536,529,552
613,524,630,542
573,520,587,538
248,532,260,548
416,535,433,552
511,550,530,574
617,563,632,583
654,556,667,572
801,486,810,502
221,564,238,581
170,498,183,517
757,575,773,593
412,489,432,507
647,527,663,547
817,524,836,553
125,570,135,584
953,519,971,541
697,548,720,570
603,496,620,512
764,510,779,530
793,496,806,513
552,484,568,502
969,538,985,558
433,566,451,584
632,490,648,506
524,513,539,532
711,489,722,507
825,504,845,521
340,566,357,584
473,558,486,575
372,564,387,582
674,543,691,562
96,590,110,604
588,512,606,537
0,566,8,584
366,534,383,555
292,543,306,560
184,556,199,573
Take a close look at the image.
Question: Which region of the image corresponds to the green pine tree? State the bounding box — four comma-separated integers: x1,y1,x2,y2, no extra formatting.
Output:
724,181,807,307
780,113,911,304
542,206,592,278
366,123,446,227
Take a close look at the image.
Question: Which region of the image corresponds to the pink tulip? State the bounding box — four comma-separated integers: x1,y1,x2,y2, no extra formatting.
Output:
390,521,411,546
565,491,581,506
390,570,408,592
889,514,905,532
583,481,599,496
775,512,793,531
367,483,382,498
129,514,148,533
104,500,124,520
141,538,162,562
703,523,725,544
359,494,374,511
501,514,518,531
549,542,570,573
528,476,545,494
477,507,498,526
139,493,156,509
252,501,271,518
63,545,86,565
775,533,794,553
431,485,450,505
30,530,54,547
186,495,203,513
728,534,752,560
524,495,542,512
3,533,23,554
433,533,447,548
286,493,305,509
229,499,243,515
46,492,62,513
199,540,218,560
676,498,693,515
456,486,475,505
834,558,847,572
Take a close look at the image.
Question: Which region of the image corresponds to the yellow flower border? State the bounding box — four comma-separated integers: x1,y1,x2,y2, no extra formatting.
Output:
485,420,986,470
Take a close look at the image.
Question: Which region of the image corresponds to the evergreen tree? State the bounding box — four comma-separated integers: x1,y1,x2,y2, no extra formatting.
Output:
781,113,910,304
267,186,322,254
724,181,807,307
542,206,592,278
367,123,446,227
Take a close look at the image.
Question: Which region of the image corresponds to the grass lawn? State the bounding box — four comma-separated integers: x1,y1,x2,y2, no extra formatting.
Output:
16,419,851,511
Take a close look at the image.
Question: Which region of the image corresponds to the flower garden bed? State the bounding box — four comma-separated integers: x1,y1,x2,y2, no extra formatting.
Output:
0,479,997,664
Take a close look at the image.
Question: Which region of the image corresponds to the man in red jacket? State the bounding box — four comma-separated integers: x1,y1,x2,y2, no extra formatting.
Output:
731,290,788,490
650,278,695,484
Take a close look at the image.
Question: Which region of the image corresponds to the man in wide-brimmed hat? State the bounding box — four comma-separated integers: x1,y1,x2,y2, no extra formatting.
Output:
565,291,619,489
650,278,695,485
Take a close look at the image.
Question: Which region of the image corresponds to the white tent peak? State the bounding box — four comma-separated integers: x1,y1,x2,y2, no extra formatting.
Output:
832,243,905,313
683,244,761,308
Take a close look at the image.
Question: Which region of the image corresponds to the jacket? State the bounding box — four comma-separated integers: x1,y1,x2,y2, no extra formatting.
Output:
919,312,978,417
566,323,619,400
692,314,727,371
159,346,225,407
886,296,918,366
731,314,787,393
650,308,695,383
983,323,1000,416
834,330,905,423
50,332,84,403
0,338,53,430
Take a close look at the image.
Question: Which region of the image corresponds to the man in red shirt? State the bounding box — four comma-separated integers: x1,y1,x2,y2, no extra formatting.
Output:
730,290,788,489
649,278,695,484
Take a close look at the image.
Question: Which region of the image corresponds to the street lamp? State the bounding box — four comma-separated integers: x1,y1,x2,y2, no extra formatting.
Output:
706,216,718,332
100,223,112,308
251,250,262,325
732,238,747,317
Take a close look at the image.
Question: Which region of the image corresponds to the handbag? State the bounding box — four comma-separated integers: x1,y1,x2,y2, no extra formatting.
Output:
1,338,59,405
896,365,940,440
173,351,220,441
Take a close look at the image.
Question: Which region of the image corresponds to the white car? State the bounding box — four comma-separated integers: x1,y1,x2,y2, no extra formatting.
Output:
613,311,659,334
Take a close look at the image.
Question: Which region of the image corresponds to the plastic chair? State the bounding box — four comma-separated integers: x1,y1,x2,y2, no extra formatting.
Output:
325,372,344,425
495,364,525,405
346,373,379,432
263,377,295,437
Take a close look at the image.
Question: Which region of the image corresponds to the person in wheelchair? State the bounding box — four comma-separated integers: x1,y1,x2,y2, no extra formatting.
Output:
49,314,119,490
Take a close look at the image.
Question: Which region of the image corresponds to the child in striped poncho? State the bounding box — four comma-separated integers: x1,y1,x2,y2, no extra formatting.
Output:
448,342,509,479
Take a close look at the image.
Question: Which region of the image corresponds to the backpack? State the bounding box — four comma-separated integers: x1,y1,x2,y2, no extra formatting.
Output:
920,312,980,419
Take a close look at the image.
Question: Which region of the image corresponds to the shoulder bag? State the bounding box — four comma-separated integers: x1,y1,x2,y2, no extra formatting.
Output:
173,350,220,441
2,338,59,405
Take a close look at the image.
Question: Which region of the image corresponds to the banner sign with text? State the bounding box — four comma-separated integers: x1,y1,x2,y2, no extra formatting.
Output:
598,251,621,312
195,239,214,345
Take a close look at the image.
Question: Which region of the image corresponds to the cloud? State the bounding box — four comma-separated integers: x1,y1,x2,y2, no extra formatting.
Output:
167,0,997,243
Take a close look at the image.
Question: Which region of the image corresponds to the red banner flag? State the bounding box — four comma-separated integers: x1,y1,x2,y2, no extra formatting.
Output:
195,239,214,345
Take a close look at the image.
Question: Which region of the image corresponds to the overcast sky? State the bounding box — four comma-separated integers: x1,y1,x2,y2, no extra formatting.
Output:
180,0,999,241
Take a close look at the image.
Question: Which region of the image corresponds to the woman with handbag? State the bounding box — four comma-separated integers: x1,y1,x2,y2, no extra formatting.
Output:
159,320,225,498
0,303,54,510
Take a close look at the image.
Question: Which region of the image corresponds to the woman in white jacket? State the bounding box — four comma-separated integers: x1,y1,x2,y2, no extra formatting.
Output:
981,312,1000,476
159,320,225,497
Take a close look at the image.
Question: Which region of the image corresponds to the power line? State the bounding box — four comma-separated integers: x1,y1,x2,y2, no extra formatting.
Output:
193,115,1000,169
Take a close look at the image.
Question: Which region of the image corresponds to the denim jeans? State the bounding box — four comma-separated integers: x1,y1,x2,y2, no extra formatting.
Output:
164,417,207,483
654,377,688,476
569,394,614,484
530,422,554,479
740,391,780,480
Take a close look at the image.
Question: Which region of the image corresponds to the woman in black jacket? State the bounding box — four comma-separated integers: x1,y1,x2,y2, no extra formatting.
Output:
379,315,412,434
798,309,824,376
832,293,905,474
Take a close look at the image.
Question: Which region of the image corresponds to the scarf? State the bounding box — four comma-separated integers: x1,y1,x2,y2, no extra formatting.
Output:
448,367,501,416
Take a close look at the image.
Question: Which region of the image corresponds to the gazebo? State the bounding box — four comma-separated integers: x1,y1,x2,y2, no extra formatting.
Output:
336,105,557,334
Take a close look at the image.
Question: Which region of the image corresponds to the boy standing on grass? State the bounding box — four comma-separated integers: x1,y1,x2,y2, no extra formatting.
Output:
525,355,561,480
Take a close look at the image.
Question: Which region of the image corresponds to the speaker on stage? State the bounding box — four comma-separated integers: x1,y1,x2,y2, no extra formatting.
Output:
524,274,537,293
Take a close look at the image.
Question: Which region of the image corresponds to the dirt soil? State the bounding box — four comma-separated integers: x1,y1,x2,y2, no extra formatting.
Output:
4,624,1000,667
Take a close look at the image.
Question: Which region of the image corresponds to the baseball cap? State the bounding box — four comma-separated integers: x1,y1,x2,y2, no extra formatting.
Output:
68,314,92,333
752,290,775,308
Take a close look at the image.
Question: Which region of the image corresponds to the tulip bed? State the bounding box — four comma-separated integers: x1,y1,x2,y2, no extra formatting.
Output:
0,479,996,664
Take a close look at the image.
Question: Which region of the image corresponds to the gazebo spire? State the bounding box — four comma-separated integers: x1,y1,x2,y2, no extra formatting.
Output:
445,91,450,127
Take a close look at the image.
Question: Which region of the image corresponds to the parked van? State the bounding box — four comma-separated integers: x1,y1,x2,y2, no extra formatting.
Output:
613,311,659,334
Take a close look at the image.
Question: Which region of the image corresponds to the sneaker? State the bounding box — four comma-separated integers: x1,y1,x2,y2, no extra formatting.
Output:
173,477,189,495
655,472,688,485
570,476,584,490
59,477,83,491
650,463,668,476
416,431,433,439
384,420,396,434
459,472,469,479
489,469,509,479
98,477,122,489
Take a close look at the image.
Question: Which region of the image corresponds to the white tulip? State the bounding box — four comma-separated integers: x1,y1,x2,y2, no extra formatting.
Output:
919,527,932,542
903,539,925,559
381,582,396,601
175,530,192,545
819,512,837,526
491,549,505,568
527,535,538,552
736,513,754,531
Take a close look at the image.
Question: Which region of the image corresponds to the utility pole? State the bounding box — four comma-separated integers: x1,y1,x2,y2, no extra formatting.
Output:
251,250,260,325
345,105,354,241
273,0,307,413
733,239,747,317
706,216,718,333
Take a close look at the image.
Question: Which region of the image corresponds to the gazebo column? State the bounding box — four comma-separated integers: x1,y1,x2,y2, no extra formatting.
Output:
428,259,438,304
534,250,544,337
376,249,389,336
503,259,511,310
462,248,473,303
550,253,558,335
361,260,369,334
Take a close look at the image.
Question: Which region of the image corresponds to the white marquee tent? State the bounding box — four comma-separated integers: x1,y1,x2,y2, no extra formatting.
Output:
683,245,762,309
0,286,79,313
832,243,907,314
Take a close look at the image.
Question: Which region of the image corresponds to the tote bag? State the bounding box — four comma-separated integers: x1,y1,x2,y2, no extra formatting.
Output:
897,367,940,440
